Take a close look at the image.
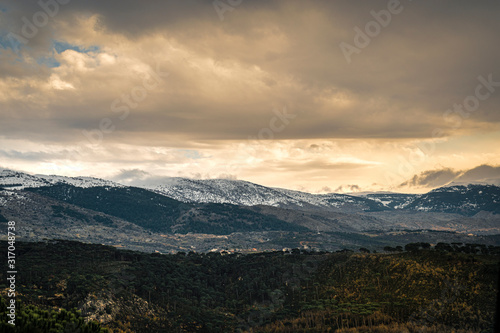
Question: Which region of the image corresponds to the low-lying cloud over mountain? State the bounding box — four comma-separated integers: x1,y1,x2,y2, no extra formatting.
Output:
400,164,500,190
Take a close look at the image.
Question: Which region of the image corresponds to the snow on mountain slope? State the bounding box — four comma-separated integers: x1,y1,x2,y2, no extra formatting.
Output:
360,193,418,209
0,169,387,212
405,184,500,215
273,188,348,208
272,188,388,211
0,169,123,190
145,178,387,212
148,179,499,215
146,178,305,207
2,168,498,216
351,185,500,213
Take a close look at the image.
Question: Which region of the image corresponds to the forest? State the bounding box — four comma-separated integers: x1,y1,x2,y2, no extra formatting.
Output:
25,185,308,234
0,240,499,332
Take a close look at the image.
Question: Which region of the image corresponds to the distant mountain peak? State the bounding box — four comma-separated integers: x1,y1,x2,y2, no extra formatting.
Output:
2,168,499,216
0,169,123,190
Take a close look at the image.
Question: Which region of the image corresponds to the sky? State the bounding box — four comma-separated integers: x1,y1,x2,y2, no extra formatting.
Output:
1,0,500,193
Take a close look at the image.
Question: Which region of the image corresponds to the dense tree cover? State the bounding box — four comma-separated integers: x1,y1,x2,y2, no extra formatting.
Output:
260,250,498,332
26,185,187,232
51,205,89,223
404,184,500,215
403,242,500,255
0,298,108,333
26,185,307,234
0,240,498,332
0,211,7,223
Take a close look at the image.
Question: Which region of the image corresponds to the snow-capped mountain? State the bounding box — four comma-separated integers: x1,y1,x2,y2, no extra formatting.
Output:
1,168,499,216
404,184,500,215
271,188,388,212
148,178,305,207
147,179,500,215
357,193,417,209
144,178,388,212
0,169,123,190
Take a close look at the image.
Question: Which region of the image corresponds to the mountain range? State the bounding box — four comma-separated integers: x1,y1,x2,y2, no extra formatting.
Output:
1,168,499,252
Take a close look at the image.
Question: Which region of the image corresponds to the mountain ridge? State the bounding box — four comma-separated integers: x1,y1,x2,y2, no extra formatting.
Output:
1,168,499,217
0,168,123,189
1,168,499,253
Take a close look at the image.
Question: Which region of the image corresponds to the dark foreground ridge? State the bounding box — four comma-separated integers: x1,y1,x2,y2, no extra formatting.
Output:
1,240,498,332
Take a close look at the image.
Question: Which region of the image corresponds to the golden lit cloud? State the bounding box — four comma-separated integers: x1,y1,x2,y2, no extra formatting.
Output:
1,0,499,192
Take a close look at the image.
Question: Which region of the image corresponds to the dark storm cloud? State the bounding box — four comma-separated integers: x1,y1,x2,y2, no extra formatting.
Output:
1,0,500,144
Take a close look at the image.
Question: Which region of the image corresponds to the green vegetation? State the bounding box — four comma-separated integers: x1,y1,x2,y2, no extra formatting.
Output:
27,185,307,234
405,184,500,215
0,298,108,332
92,215,114,227
51,205,89,222
0,211,8,223
0,240,498,332
28,186,185,232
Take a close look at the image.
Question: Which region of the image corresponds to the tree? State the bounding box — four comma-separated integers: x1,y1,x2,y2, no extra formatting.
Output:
435,243,452,252
419,242,431,250
404,243,420,252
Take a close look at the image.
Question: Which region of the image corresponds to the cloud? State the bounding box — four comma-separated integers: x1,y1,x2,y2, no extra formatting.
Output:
110,170,176,187
1,0,499,145
110,167,239,187
111,168,150,183
319,186,332,193
400,164,500,189
454,165,500,185
400,168,460,188
217,173,238,180
1,1,500,192
268,160,378,172
334,184,361,193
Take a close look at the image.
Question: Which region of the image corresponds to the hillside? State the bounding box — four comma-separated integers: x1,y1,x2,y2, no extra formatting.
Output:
1,169,500,253
0,169,122,190
23,185,307,235
1,240,498,332
2,169,500,217
147,178,389,212
405,184,500,215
